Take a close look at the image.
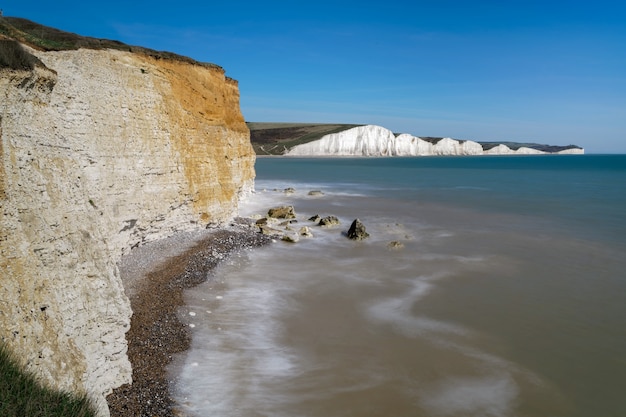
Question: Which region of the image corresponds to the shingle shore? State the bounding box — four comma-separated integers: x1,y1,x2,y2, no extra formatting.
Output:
107,222,271,417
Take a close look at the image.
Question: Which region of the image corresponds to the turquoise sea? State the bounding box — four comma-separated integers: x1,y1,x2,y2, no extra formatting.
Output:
171,155,626,417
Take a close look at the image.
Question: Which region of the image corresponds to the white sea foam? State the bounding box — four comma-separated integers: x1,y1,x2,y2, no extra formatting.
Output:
366,275,469,337
170,250,305,416
420,374,519,417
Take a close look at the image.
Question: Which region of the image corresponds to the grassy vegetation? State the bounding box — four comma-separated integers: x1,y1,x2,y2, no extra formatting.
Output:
247,122,363,155
0,342,97,417
0,39,45,69
0,16,222,70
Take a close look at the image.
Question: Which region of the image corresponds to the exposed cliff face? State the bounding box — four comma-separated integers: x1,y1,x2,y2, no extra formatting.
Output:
1,45,254,415
286,125,584,156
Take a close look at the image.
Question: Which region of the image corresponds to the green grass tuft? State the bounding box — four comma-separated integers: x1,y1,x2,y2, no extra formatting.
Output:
0,342,97,417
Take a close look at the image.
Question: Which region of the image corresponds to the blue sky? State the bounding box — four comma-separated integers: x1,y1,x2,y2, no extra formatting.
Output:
3,1,625,152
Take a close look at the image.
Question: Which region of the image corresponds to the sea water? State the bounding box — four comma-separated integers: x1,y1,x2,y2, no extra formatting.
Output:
170,155,626,417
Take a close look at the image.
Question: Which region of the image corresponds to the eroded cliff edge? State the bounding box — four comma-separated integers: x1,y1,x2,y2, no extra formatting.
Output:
1,40,254,415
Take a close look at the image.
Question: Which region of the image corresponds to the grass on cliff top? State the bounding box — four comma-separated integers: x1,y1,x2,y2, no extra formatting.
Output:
0,342,97,417
247,122,363,155
0,16,222,71
480,141,582,152
0,38,46,69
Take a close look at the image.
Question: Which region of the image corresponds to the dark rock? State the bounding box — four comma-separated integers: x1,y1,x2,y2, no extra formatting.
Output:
284,187,296,194
308,190,324,196
308,214,321,223
347,219,370,240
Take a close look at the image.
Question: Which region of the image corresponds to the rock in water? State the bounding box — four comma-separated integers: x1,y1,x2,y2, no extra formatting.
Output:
268,205,296,219
259,225,283,236
281,233,300,243
347,219,370,240
319,215,340,227
299,226,313,237
387,240,404,249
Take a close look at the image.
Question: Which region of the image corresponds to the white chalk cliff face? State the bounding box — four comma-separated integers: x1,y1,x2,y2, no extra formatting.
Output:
1,46,254,415
286,125,584,156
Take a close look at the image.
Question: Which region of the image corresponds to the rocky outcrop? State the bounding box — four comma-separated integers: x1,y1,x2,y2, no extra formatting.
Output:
1,44,253,415
286,125,584,156
267,205,296,219
319,215,340,227
347,219,369,240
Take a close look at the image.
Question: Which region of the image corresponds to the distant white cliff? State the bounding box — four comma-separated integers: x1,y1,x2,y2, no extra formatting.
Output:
286,125,584,156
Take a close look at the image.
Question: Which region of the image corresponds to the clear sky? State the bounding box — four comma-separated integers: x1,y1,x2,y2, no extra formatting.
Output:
3,1,625,152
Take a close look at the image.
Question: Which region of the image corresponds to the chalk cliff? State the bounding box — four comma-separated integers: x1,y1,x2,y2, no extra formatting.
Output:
286,125,584,156
1,42,253,415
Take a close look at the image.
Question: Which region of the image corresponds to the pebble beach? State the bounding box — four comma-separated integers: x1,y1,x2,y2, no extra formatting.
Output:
106,220,271,417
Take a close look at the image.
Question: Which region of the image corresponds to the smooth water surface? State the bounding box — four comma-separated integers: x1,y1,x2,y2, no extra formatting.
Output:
171,155,626,417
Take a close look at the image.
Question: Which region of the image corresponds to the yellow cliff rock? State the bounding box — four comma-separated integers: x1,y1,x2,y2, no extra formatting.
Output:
0,46,254,416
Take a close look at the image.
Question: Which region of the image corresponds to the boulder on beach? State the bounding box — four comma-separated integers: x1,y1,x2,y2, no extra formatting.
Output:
308,190,324,196
319,215,340,227
387,240,404,249
347,219,370,240
299,226,313,237
284,187,296,194
281,233,299,243
308,214,321,223
259,225,283,236
268,205,296,219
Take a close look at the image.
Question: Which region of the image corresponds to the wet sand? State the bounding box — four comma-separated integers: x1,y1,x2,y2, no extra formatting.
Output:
107,220,271,417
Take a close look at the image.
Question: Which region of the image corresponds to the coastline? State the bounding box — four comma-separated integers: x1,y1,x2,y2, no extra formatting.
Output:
106,220,271,417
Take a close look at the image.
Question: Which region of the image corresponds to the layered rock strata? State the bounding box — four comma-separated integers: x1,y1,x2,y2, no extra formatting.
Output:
1,44,253,416
286,125,584,156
